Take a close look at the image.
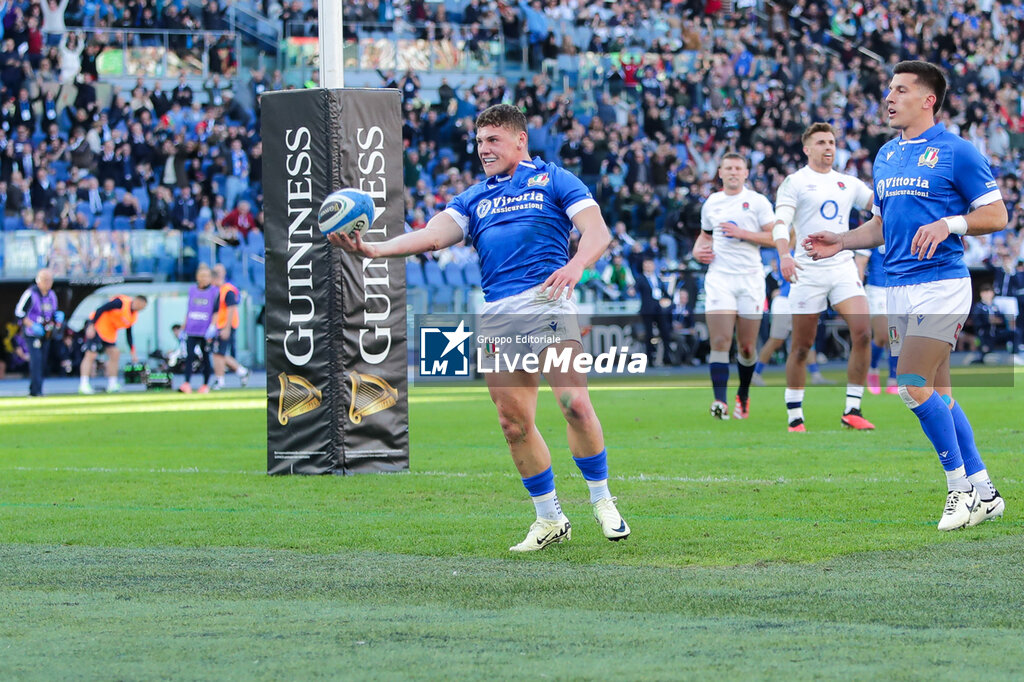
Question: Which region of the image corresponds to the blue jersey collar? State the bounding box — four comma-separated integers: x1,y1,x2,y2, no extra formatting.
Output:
898,122,945,146
489,158,540,185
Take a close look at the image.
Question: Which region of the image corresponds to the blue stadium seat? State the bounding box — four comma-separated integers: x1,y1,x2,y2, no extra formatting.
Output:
132,188,150,214
406,259,426,289
246,229,265,255
463,261,483,288
3,215,23,231
218,245,241,281
423,260,454,311
132,218,146,230
248,259,266,295
443,261,467,288
113,216,131,230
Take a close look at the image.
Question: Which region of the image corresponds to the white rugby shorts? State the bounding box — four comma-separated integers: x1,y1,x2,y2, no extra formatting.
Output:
886,277,971,354
702,269,765,319
865,284,887,317
767,294,792,339
477,284,583,364
788,259,866,315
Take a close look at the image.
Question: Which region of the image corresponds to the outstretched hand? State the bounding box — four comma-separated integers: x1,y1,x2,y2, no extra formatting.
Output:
802,231,843,261
327,230,379,258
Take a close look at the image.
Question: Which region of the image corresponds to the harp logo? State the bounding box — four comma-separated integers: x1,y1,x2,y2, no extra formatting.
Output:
277,373,322,425
348,371,399,424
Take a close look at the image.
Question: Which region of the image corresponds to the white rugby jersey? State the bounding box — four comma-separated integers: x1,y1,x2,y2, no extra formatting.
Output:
700,187,775,275
776,166,872,267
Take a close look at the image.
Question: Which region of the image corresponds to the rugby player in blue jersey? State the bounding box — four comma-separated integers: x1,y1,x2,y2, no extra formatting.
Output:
330,103,630,551
804,61,1008,530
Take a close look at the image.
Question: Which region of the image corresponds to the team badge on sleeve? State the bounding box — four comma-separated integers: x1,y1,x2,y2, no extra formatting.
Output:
918,147,939,168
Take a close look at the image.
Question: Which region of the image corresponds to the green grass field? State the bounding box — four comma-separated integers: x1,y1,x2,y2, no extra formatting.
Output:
2,371,1023,680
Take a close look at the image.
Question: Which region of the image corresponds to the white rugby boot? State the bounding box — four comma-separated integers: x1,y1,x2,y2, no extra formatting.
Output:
593,497,630,541
937,488,980,531
509,516,571,552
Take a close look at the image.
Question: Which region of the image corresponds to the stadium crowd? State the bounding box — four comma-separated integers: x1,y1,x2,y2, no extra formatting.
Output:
3,0,1024,379
376,0,1024,361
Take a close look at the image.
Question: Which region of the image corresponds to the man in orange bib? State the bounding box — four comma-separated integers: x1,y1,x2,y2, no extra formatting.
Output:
79,294,148,394
210,264,250,389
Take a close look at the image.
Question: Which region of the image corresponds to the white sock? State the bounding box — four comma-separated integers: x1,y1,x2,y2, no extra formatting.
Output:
586,479,611,504
215,375,226,387
845,385,864,413
107,376,118,388
785,388,804,424
236,366,248,376
532,490,563,521
945,465,972,492
80,375,89,388
968,470,996,500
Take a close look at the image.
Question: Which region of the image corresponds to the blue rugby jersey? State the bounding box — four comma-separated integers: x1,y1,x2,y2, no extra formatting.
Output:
872,123,1002,285
444,157,598,302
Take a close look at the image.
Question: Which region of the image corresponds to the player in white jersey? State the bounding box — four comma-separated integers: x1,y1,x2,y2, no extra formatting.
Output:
772,123,876,432
692,153,776,420
330,104,629,551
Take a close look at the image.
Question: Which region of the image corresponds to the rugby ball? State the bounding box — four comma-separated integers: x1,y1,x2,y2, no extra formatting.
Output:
318,188,375,236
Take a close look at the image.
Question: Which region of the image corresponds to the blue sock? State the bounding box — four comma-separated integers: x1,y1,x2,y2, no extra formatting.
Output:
887,354,898,380
521,467,555,496
574,449,611,503
870,343,883,370
573,449,608,481
710,363,729,403
911,392,964,472
808,362,820,374
948,399,986,477
754,361,764,375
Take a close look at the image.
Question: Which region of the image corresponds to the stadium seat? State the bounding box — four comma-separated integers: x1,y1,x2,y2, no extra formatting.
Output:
248,259,266,295
423,260,454,311
3,215,23,231
132,188,151,214
219,245,241,280
406,259,426,289
463,261,483,288
443,261,467,288
246,229,265,255
113,216,132,230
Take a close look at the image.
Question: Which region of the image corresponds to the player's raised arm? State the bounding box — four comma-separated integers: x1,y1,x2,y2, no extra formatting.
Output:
328,211,465,259
804,215,884,260
541,204,611,301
